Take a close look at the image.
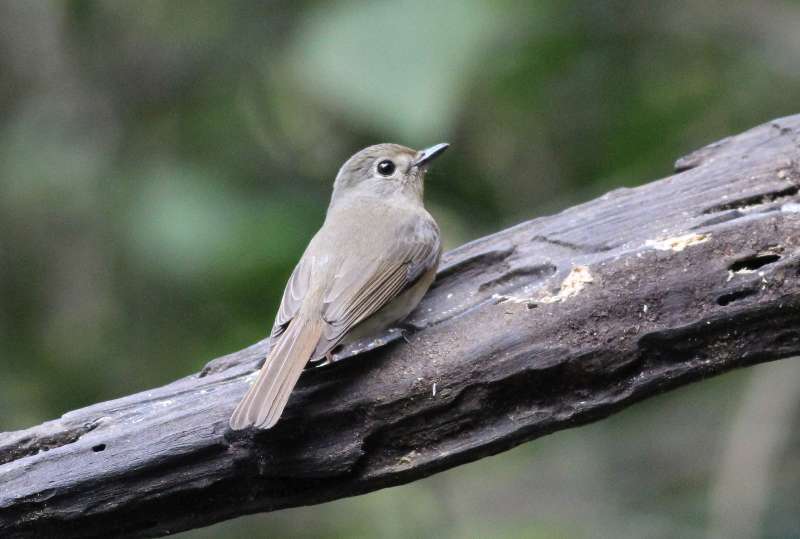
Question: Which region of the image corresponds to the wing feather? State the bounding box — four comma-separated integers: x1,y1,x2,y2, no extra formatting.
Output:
269,254,312,344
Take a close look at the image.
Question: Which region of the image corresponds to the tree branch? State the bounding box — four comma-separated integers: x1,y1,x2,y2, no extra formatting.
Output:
3,115,800,538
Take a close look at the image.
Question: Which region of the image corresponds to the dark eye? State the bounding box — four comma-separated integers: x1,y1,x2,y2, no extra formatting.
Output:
377,159,396,176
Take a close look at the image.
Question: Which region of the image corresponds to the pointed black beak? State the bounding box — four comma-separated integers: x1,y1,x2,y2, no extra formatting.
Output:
413,143,449,167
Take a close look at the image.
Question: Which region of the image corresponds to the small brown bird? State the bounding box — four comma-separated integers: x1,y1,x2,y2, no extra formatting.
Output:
229,142,448,430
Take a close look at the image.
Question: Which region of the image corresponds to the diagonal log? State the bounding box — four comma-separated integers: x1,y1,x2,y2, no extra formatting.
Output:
2,115,800,538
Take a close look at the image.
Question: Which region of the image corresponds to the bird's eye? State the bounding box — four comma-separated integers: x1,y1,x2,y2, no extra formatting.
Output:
377,159,396,176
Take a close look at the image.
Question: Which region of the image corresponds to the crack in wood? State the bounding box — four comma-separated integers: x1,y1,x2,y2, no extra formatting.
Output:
702,184,799,214
0,420,100,466
531,235,613,253
477,262,557,292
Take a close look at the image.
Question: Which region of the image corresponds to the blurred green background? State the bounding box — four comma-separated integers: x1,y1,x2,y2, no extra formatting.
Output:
2,1,800,538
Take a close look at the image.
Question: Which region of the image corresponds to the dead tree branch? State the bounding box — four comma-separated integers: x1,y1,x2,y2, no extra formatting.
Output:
3,115,800,538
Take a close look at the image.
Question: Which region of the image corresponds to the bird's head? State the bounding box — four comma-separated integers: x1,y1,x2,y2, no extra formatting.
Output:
331,142,449,205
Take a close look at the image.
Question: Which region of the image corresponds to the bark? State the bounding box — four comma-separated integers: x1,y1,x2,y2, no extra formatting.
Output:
2,115,800,538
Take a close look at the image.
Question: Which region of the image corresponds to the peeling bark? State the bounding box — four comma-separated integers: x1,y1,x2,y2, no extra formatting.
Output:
2,115,800,538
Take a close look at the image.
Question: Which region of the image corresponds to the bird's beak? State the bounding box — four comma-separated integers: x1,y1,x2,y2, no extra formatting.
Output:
413,143,449,167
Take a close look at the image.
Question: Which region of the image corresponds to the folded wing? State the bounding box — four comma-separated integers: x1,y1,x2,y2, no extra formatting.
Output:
229,215,440,430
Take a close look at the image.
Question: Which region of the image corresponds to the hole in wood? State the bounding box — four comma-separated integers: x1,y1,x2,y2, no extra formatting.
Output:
92,444,106,452
717,289,758,306
729,254,780,272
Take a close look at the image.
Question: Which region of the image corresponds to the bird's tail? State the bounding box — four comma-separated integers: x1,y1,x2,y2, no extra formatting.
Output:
229,316,323,430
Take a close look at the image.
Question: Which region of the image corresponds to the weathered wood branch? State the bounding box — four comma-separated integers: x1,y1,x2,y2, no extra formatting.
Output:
3,115,800,538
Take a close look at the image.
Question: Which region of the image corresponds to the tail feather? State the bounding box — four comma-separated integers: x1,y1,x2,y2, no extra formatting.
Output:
229,316,322,430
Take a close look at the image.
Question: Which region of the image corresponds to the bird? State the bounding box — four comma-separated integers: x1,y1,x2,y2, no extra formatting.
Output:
229,142,449,430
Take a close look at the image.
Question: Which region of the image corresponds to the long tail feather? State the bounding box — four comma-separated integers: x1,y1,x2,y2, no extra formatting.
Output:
229,316,322,430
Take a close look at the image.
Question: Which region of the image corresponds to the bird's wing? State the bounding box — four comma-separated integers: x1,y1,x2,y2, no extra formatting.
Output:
319,216,440,347
268,253,312,345
229,215,440,430
271,214,440,353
